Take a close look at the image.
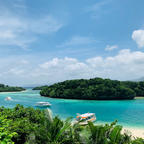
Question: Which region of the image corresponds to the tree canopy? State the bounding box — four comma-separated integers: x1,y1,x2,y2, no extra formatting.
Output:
39,78,140,100
0,84,25,92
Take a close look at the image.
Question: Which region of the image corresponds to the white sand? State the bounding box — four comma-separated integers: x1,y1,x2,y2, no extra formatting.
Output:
95,121,144,138
122,127,144,138
0,90,26,94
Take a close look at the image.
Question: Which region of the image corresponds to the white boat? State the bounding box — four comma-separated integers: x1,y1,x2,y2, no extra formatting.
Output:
5,97,12,101
75,113,96,125
35,102,51,107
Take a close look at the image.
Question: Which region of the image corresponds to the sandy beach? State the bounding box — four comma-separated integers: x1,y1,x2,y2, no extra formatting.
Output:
0,90,26,94
95,121,144,139
135,97,144,100
122,127,144,139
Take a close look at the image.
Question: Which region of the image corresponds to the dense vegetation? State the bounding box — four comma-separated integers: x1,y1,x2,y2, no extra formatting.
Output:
0,105,144,144
122,81,144,96
32,85,48,90
0,115,17,143
40,78,138,100
0,105,45,144
0,84,25,92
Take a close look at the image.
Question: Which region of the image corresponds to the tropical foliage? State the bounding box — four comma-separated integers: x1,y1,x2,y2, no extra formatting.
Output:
0,105,45,144
0,105,144,144
0,115,17,144
40,78,137,100
122,81,144,96
0,84,25,92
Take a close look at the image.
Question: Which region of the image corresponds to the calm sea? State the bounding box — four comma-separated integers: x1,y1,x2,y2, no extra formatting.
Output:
0,89,144,128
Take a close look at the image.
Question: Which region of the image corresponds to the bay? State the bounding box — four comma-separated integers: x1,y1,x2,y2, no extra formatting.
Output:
0,89,144,128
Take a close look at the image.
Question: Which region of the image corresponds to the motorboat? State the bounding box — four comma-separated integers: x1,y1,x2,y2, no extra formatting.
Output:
35,102,51,107
5,97,12,101
75,113,96,125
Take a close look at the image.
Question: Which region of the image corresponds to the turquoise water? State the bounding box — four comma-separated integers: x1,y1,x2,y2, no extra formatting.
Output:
0,89,144,128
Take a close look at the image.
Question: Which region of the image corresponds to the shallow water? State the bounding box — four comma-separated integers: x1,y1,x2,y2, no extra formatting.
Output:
0,89,144,128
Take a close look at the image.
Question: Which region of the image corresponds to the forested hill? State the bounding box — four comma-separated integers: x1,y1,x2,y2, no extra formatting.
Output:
0,84,25,92
39,78,144,100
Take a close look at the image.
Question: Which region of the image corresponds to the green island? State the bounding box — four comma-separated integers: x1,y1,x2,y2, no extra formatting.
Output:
32,85,48,90
0,104,144,144
38,78,144,100
0,84,25,92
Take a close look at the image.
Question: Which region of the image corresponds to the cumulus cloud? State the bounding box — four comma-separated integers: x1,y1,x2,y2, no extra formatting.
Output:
38,49,144,82
132,29,144,48
1,49,144,86
105,45,118,51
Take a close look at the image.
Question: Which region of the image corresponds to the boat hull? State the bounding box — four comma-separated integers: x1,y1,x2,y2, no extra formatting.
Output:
75,116,96,125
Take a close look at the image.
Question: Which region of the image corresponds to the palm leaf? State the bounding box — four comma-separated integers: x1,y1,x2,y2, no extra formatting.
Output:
55,118,72,141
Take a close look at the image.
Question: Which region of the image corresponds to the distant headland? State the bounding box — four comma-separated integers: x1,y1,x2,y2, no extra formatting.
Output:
0,84,25,92
32,85,48,90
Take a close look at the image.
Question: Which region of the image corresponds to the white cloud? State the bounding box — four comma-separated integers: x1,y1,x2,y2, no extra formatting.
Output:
28,49,144,83
29,16,63,34
105,45,118,51
57,36,97,47
85,0,111,19
0,2,63,49
21,60,29,64
0,49,144,86
9,68,24,75
40,57,87,73
132,29,144,48
86,1,109,12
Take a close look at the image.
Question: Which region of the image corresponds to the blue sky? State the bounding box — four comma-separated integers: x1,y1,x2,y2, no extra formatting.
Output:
0,0,144,86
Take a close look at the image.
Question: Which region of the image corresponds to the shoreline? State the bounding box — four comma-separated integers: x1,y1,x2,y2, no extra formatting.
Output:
71,119,144,139
95,121,144,138
41,95,135,101
0,90,26,94
122,126,144,138
135,97,144,99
